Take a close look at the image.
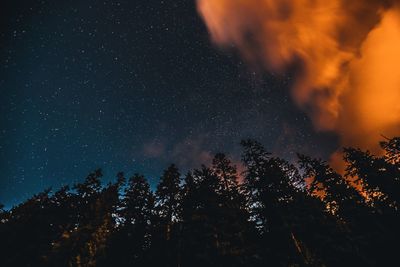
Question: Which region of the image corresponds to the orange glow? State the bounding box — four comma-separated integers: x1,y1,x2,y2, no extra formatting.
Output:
197,0,400,166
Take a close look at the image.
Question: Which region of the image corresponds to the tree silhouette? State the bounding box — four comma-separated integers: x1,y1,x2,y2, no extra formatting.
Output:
1,137,400,266
101,173,154,266
343,144,400,265
151,164,183,266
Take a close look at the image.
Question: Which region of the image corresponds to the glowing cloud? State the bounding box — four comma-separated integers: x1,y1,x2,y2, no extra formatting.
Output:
197,0,400,166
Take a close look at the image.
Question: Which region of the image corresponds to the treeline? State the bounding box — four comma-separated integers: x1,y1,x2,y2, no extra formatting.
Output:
1,138,400,267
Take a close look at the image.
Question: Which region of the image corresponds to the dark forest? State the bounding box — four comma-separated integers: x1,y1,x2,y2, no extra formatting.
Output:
1,137,399,267
2,1,400,267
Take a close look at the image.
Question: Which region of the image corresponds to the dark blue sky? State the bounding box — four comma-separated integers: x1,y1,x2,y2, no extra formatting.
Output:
0,0,338,208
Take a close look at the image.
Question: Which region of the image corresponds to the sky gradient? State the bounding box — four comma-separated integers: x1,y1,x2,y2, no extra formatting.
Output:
0,0,338,208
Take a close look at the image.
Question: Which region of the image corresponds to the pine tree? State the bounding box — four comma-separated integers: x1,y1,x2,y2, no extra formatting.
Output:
125,174,155,262
0,188,56,266
181,166,223,267
155,164,182,224
298,154,382,265
152,164,183,266
211,153,255,266
343,145,400,265
344,147,400,206
51,169,120,267
298,155,367,219
212,153,240,194
241,140,318,266
102,173,154,266
381,136,400,164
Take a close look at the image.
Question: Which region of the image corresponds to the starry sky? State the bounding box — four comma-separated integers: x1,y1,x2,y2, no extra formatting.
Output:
0,0,338,208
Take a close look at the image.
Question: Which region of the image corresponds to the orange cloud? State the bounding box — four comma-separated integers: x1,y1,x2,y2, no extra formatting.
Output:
197,0,400,167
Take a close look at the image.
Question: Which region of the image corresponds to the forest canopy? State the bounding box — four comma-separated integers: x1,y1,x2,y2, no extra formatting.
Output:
1,137,399,267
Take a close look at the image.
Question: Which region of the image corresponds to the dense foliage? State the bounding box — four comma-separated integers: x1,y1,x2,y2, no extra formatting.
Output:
1,137,399,266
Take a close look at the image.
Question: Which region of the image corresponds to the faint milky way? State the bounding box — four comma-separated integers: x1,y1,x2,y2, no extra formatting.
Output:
0,0,338,208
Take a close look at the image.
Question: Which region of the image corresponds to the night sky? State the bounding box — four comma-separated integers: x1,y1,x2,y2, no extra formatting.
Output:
0,0,338,208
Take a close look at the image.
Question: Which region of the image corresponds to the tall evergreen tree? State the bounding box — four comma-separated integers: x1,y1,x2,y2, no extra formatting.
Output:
50,169,121,267
241,140,308,266
101,173,154,267
0,189,55,266
212,153,240,194
298,155,368,215
181,166,223,267
155,164,182,224
212,154,257,263
343,145,400,265
298,155,380,265
381,136,400,164
344,146,400,206
151,164,183,266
